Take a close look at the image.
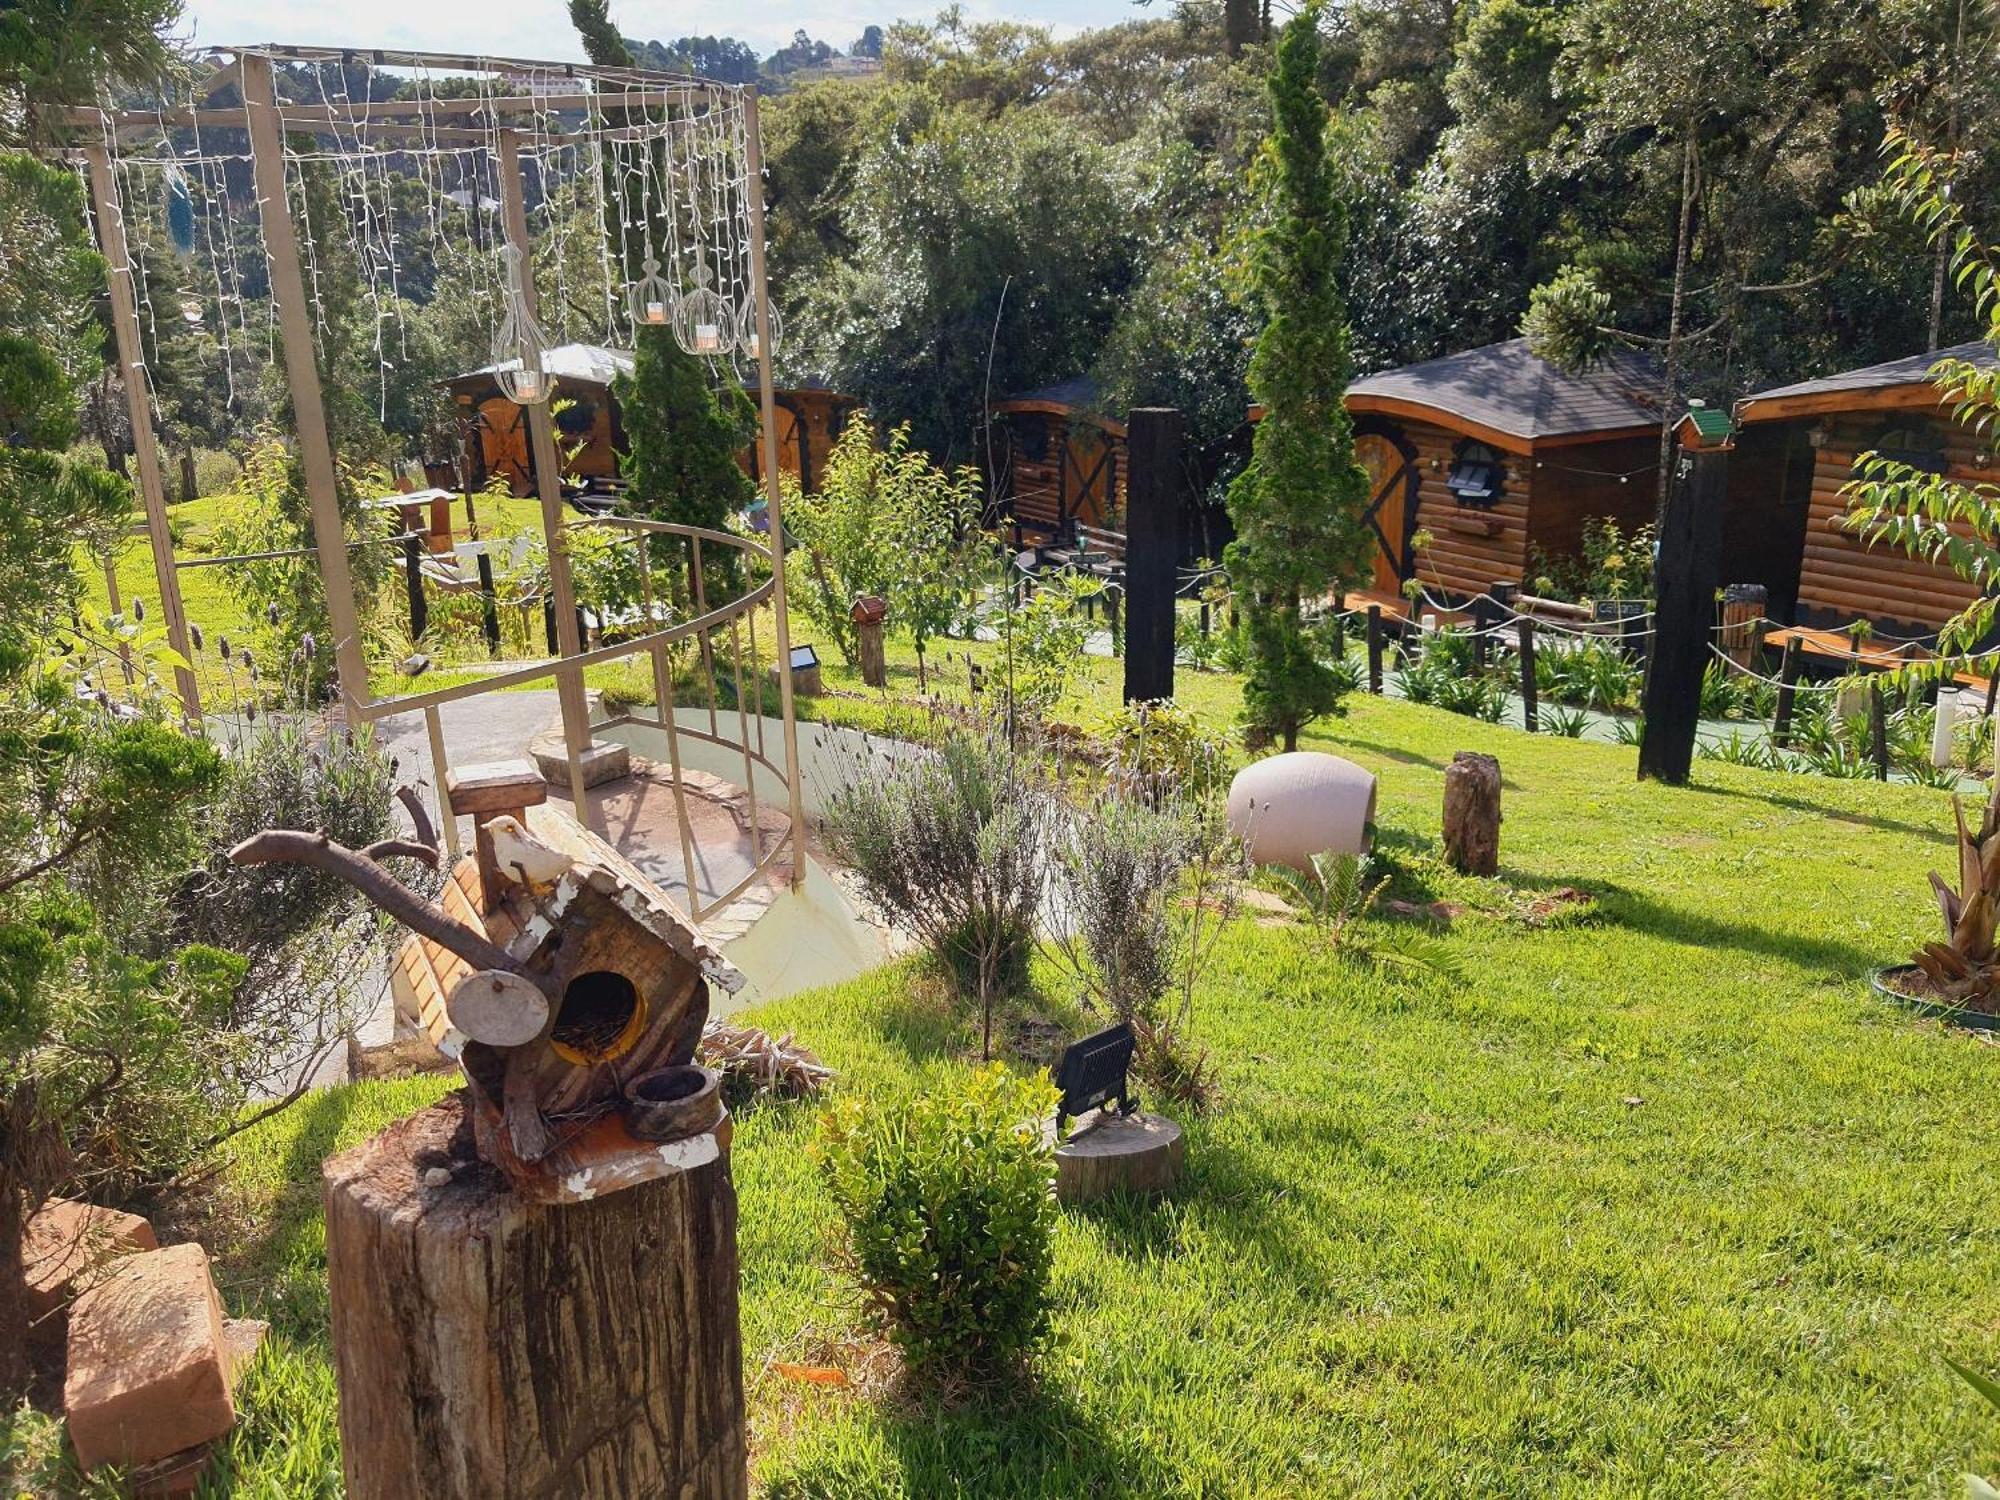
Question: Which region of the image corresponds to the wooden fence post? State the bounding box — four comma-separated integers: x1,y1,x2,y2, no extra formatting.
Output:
1366,605,1384,694
403,535,428,640
477,551,501,657
1869,679,1891,780
1517,617,1538,733
1773,639,1801,748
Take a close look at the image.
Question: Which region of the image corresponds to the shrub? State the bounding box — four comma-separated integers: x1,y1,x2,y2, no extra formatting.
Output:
1093,698,1230,803
816,1064,1061,1390
191,447,241,499
1009,571,1099,718
819,721,1056,1057
1047,791,1235,1105
1535,636,1640,713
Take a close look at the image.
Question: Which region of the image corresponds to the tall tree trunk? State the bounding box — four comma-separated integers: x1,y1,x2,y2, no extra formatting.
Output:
1656,129,1698,515
0,1179,28,1400
1224,0,1260,56
1930,0,1968,351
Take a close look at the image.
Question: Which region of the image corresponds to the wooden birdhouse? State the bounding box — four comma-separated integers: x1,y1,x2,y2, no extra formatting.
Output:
235,759,743,1202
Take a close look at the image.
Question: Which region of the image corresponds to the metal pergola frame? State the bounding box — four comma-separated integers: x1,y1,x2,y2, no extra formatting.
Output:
64,44,809,886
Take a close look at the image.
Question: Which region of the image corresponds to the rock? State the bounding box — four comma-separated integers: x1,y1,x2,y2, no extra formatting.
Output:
65,1243,242,1473
422,1166,454,1188
25,1198,157,1328
1226,751,1377,871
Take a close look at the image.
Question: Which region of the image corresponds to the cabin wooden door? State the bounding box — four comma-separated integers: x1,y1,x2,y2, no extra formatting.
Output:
1355,433,1414,593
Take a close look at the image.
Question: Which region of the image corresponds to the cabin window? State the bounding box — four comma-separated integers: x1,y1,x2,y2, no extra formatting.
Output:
1871,423,1947,475
1015,417,1050,463
1446,440,1506,508
554,396,598,441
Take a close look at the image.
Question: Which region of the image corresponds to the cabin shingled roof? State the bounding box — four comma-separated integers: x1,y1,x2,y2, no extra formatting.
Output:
1735,341,1998,411
1346,338,1663,443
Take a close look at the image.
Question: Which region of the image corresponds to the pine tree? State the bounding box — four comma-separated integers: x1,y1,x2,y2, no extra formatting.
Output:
615,329,757,593
1225,4,1371,752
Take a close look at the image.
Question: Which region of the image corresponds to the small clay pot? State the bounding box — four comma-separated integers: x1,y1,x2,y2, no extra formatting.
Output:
623,1065,723,1143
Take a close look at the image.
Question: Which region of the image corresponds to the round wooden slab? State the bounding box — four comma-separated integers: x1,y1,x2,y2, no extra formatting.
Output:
444,968,549,1048
1054,1110,1184,1205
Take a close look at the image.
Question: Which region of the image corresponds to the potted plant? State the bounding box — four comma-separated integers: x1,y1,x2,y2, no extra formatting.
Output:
1873,782,2000,1030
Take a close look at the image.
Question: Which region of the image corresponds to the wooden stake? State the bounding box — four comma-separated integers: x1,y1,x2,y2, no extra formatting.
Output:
82,146,201,721
1367,605,1384,694
240,54,370,719
1517,616,1538,733
743,92,809,888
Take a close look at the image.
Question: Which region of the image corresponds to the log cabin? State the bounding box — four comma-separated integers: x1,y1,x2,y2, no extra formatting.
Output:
988,377,1128,542
1727,342,1999,634
1339,338,1664,609
443,343,860,500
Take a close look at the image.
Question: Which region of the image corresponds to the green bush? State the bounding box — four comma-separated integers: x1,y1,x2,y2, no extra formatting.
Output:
816,1064,1062,1389
818,721,1056,1057
1093,698,1230,802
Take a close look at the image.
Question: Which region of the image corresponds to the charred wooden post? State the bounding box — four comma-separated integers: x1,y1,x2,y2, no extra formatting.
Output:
1517,616,1538,733
1123,408,1183,704
1443,751,1502,877
403,534,428,640
1774,638,1802,747
1639,406,1733,784
851,594,888,689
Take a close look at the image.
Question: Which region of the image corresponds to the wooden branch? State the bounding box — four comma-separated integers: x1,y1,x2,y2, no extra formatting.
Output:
229,830,525,979
395,785,439,851
362,838,442,869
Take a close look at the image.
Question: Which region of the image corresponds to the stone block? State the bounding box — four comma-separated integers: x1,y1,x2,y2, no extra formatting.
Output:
65,1243,238,1472
25,1198,157,1326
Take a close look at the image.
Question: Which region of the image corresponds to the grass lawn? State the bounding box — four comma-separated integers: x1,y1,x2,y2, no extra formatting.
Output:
16,620,2000,1495
76,492,549,708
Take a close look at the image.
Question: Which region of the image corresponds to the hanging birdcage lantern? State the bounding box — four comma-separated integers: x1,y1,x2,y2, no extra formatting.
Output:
492,243,552,405
629,254,674,330
739,296,781,362
672,261,736,358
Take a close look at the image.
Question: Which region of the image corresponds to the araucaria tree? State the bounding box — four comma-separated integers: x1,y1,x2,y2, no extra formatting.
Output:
1225,4,1372,753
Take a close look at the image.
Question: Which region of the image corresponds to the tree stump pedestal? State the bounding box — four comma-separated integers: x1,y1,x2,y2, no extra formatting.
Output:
1442,750,1502,877
322,1091,745,1500
1054,1110,1184,1205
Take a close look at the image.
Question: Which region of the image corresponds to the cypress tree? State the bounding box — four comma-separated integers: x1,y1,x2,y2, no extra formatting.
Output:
1225,3,1372,752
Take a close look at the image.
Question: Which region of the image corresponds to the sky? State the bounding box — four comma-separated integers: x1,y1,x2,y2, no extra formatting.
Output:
176,0,1142,65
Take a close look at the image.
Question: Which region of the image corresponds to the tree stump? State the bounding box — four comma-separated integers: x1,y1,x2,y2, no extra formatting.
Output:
322,1092,745,1500
1054,1111,1183,1205
851,596,888,689
1442,751,1501,877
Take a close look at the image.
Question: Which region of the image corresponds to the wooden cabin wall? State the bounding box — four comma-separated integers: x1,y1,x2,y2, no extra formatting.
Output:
1400,416,1533,598
465,386,618,498
1794,410,1988,632
1519,436,1659,571
997,412,1127,538
1718,423,1812,621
